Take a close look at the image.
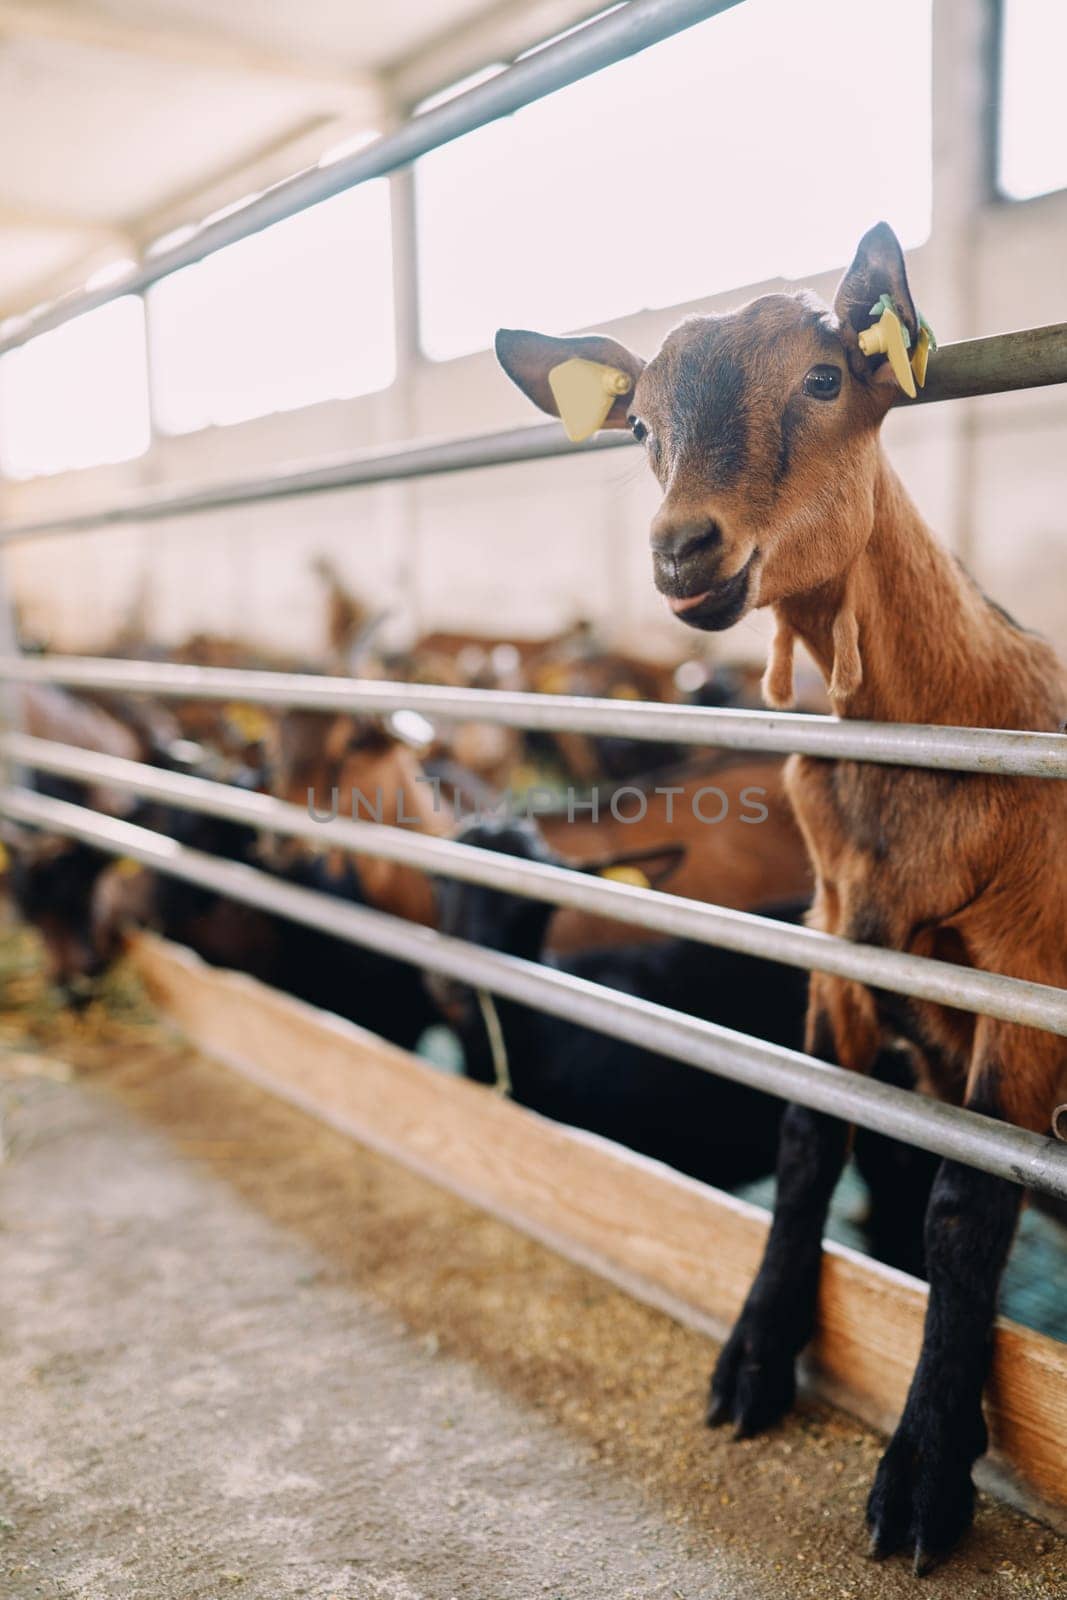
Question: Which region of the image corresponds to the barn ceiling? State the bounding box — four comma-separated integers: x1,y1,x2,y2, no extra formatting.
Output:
0,0,518,315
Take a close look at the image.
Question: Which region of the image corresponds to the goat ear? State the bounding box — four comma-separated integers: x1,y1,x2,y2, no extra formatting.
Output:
495,328,644,432
833,222,919,387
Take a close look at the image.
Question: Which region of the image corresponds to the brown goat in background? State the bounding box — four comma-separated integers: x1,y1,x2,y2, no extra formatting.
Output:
268,708,811,948
496,222,1067,1572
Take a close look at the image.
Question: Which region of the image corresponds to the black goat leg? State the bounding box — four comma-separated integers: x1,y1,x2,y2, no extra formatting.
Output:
866,1153,1020,1574
855,1048,940,1279
708,1087,849,1436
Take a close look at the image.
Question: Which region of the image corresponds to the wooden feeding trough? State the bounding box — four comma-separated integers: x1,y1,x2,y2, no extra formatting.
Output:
130,932,1067,1525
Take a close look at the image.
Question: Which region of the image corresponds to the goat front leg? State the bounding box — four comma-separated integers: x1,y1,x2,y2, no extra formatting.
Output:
854,1046,940,1279
708,975,873,1435
866,1045,1026,1574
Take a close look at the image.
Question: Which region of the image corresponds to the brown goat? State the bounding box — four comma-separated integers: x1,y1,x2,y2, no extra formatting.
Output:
541,756,810,950
267,711,450,926
270,711,809,947
496,222,1067,1572
16,683,142,814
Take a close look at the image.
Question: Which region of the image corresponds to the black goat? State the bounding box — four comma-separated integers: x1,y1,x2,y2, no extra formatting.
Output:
7,830,115,999
7,799,436,1050
430,816,937,1270
267,850,439,1049
133,812,438,1049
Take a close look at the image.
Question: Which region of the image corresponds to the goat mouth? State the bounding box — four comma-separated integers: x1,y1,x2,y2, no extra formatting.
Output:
662,551,757,633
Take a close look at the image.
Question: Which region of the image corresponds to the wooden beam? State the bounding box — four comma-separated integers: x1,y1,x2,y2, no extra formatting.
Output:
0,203,129,242
0,107,382,322
127,113,377,256
129,932,1067,1523
385,0,613,112
0,209,131,320
0,0,369,101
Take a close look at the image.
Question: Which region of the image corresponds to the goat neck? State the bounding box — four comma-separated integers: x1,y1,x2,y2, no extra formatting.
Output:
776,454,1066,731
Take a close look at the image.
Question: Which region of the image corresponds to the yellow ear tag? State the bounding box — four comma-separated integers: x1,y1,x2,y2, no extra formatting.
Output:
114,857,143,878
224,702,272,743
0,841,9,872
600,864,651,890
536,663,572,695
547,358,632,443
857,301,916,399
910,317,937,389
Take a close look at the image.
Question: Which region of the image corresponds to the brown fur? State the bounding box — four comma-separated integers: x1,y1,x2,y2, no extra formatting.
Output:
542,759,810,951
498,221,1067,1564
761,613,796,709
272,711,810,946
17,682,144,816
497,225,1067,1133
269,712,450,927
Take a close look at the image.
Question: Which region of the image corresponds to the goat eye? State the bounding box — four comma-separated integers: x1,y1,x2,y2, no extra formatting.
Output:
628,416,648,443
803,364,841,400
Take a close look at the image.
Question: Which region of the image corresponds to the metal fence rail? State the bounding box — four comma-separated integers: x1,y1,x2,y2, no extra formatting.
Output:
4,784,1067,1205
7,730,1067,1037
4,654,1066,779
0,0,744,357
1,325,1065,546
1,0,1065,1251
0,425,635,544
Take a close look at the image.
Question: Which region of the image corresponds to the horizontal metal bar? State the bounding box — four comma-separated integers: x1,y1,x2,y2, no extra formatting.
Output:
0,0,743,356
0,425,634,543
4,656,1067,779
7,731,1067,1038
3,783,1066,1202
915,322,1067,404
2,325,1065,545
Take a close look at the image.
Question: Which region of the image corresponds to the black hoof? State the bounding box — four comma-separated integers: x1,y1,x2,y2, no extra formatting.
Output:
707,1317,797,1438
866,1423,978,1573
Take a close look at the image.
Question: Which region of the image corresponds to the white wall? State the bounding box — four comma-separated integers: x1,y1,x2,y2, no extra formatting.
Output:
2,0,1065,670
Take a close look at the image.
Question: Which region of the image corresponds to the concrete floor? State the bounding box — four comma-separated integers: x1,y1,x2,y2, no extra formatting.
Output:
1,1025,1065,1600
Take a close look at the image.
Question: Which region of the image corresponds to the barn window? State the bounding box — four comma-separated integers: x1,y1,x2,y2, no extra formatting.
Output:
147,178,395,435
0,295,150,480
996,0,1067,200
415,0,933,362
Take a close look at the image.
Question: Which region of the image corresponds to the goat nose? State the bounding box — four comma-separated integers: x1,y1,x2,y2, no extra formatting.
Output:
650,515,722,566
